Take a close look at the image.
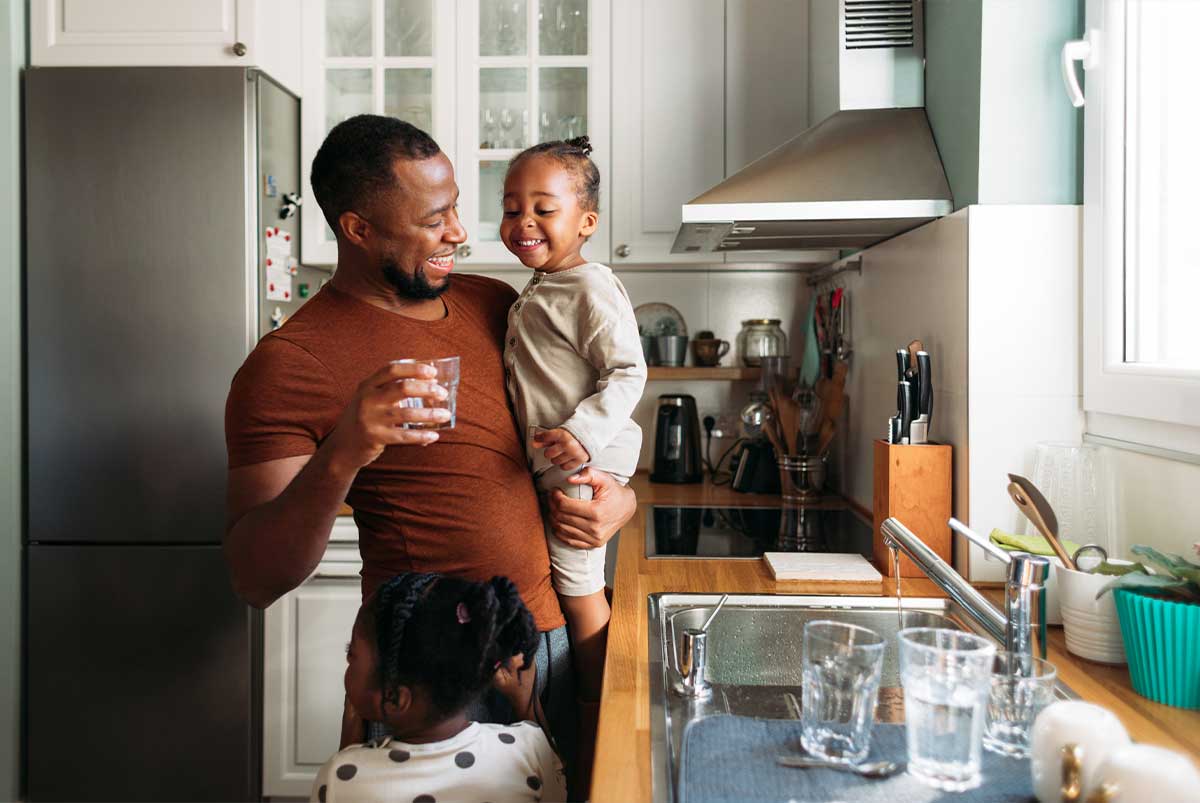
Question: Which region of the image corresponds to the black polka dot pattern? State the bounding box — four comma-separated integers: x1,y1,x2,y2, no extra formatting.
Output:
389,749,411,763
498,732,516,744
318,784,327,802
527,775,542,790
454,751,475,768
336,764,357,781
413,796,435,803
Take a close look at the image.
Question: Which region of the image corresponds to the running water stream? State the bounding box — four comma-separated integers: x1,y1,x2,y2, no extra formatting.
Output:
890,542,904,630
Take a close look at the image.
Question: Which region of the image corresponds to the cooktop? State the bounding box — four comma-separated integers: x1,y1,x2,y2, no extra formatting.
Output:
645,503,874,559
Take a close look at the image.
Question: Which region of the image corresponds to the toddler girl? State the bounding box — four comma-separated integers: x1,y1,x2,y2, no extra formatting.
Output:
312,572,566,803
500,137,647,702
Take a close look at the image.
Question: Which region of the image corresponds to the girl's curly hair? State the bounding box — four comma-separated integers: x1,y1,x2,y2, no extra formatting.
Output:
507,135,600,212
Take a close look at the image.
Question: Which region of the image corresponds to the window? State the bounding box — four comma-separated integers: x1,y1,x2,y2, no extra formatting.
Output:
1080,0,1200,453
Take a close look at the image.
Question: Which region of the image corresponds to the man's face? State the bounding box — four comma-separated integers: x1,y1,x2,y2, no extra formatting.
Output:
362,152,467,300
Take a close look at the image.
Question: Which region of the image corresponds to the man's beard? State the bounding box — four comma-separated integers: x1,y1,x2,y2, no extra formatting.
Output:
381,256,450,300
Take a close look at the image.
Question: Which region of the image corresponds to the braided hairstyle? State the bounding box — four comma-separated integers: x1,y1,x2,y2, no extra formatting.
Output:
372,572,540,717
507,135,600,212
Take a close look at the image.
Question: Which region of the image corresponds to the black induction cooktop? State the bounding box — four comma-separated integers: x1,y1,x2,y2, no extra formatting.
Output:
645,503,874,559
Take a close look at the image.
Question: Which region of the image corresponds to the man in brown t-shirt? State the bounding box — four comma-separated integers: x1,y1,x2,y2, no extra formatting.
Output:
223,116,635,774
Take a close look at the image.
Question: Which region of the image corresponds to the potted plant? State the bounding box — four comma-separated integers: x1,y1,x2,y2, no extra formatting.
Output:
1097,544,1200,709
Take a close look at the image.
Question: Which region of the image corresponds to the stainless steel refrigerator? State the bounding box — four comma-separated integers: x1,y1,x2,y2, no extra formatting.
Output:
24,67,324,801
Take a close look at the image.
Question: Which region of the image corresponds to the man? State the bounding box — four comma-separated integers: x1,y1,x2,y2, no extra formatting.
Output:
223,115,636,773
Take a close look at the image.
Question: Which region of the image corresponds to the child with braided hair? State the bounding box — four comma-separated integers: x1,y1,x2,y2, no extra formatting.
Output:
312,572,567,803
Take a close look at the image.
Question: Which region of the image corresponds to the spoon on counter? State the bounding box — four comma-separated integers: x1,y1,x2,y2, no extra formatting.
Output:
775,755,904,778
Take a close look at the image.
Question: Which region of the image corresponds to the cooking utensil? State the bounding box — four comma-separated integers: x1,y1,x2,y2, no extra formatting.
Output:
910,350,932,444
1071,543,1108,572
775,756,903,778
1006,473,1076,570
898,380,913,443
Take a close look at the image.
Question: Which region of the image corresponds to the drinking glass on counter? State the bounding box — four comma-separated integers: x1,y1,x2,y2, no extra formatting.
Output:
898,627,996,792
800,621,886,764
392,356,460,429
983,652,1057,758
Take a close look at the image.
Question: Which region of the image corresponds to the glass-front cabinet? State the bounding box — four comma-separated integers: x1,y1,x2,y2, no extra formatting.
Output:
302,0,608,267
455,0,610,265
301,0,455,265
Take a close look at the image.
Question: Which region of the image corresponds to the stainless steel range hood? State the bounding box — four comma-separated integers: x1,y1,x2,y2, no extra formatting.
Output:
672,108,952,253
672,0,953,255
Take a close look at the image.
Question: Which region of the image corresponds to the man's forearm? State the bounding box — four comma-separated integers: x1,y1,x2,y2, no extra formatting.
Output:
225,443,359,608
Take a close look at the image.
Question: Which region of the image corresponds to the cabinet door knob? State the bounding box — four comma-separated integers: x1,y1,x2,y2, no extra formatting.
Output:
232,42,248,57
456,244,472,259
616,244,631,258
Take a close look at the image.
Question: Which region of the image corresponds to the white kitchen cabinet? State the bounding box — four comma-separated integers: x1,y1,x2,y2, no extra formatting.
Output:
610,0,725,266
30,0,302,95
454,0,611,266
263,523,362,797
301,0,456,265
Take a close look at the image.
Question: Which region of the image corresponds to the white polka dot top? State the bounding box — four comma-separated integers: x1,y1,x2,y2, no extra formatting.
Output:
310,721,567,803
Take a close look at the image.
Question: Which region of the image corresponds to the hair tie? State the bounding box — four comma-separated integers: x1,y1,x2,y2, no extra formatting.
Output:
456,602,471,624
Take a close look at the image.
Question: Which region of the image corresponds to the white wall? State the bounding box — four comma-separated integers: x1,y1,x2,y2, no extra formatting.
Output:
473,267,812,470
1108,450,1200,560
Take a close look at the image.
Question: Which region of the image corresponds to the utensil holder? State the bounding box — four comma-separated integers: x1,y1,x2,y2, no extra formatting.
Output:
872,440,952,576
778,455,825,502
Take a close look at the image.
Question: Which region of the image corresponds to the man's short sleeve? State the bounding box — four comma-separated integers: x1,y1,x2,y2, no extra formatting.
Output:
225,336,343,469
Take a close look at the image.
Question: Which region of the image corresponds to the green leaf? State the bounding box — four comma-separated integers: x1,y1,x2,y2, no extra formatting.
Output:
1095,572,1191,600
1129,545,1198,579
1092,561,1148,576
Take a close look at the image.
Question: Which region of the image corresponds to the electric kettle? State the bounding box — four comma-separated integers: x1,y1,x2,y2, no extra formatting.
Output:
650,394,702,484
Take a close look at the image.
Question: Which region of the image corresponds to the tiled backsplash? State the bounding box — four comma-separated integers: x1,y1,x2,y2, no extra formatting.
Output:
470,267,813,469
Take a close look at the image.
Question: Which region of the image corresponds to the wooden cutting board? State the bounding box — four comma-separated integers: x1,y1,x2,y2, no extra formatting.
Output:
762,552,884,595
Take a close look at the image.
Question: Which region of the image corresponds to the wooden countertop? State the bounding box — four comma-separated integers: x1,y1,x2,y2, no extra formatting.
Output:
590,473,1200,802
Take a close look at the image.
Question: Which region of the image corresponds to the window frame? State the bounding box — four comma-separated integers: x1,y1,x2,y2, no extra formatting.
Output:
1082,0,1200,451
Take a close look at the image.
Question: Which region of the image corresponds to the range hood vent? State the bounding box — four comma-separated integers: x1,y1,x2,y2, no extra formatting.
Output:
845,0,915,50
673,108,952,253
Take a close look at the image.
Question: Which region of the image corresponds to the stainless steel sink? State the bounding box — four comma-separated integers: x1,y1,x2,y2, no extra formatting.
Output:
647,593,1075,803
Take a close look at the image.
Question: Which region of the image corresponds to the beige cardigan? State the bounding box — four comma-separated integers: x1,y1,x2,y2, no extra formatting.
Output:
503,262,647,478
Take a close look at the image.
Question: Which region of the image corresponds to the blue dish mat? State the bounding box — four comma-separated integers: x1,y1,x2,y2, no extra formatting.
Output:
679,715,1034,803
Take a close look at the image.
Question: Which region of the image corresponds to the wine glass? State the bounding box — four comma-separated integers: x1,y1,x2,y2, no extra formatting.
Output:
540,110,553,142
499,108,516,149
481,108,497,149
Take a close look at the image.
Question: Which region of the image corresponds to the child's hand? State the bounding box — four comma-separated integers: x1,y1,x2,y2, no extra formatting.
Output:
533,428,590,472
493,653,536,719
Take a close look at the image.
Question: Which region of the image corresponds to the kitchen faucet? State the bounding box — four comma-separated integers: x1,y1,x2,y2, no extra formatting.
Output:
881,517,1050,671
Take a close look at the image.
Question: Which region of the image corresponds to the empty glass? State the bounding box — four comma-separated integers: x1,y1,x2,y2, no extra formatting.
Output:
1024,442,1118,555
898,628,996,792
984,652,1057,758
392,357,460,429
800,621,886,764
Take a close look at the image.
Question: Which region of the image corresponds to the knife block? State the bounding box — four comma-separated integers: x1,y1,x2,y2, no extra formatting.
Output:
872,440,953,577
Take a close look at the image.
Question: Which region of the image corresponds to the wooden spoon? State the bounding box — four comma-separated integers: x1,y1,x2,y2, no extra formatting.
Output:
1006,473,1076,569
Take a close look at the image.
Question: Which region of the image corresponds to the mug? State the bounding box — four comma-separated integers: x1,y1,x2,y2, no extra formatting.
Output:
691,338,730,367
1030,701,1130,803
1089,744,1200,803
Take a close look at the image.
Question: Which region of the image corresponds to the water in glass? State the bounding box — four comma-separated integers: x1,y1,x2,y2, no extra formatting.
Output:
799,621,885,764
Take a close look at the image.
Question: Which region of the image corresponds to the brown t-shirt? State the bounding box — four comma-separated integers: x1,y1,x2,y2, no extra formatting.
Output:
225,275,563,631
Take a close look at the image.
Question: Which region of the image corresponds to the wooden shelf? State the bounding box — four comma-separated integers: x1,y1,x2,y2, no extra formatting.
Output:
646,366,760,381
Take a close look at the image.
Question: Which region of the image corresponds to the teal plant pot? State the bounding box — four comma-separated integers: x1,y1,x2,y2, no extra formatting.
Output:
1114,589,1200,710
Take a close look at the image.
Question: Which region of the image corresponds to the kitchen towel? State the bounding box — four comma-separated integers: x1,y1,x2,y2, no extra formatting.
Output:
798,294,820,388
989,528,1082,558
679,716,1032,803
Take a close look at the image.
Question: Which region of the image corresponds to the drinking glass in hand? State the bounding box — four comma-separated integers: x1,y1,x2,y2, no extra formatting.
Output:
898,627,996,792
984,652,1057,758
392,357,460,430
800,621,886,764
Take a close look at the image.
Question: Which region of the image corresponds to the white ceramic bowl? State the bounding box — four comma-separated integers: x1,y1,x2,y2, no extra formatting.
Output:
1030,701,1130,803
1056,560,1133,665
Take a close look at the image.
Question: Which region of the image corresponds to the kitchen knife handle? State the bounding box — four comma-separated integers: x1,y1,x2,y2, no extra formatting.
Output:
917,351,932,420
895,349,908,383
898,380,913,443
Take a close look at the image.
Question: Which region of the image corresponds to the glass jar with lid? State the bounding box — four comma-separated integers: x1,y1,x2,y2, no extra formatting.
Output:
737,319,788,367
